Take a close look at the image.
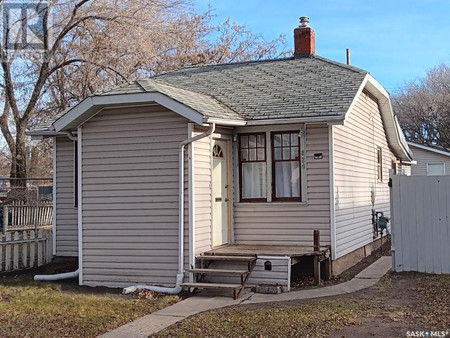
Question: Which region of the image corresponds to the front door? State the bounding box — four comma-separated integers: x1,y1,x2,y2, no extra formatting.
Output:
212,140,229,247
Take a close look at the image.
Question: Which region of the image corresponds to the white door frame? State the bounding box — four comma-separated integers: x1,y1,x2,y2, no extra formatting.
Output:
211,138,232,247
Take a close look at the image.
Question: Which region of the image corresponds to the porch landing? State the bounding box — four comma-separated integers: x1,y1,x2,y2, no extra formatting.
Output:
203,244,330,260
202,244,331,284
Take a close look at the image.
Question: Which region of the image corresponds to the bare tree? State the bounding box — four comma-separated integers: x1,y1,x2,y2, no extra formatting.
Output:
393,63,450,152
0,0,287,183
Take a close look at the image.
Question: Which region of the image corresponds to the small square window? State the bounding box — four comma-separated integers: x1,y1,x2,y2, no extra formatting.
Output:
427,163,445,176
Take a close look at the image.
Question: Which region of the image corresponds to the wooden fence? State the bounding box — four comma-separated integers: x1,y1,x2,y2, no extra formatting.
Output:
390,174,450,274
0,229,52,272
2,201,53,234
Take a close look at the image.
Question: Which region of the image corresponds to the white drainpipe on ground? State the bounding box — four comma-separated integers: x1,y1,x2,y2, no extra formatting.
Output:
123,123,215,295
34,269,79,281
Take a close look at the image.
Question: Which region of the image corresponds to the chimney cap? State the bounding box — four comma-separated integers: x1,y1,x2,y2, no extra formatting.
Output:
299,16,310,27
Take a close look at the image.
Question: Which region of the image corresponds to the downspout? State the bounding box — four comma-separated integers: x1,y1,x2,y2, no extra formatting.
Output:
35,270,79,281
123,123,215,295
35,131,79,282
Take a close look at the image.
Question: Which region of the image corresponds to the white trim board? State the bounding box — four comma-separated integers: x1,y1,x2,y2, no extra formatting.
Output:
54,93,205,132
77,126,83,285
52,137,57,256
408,142,450,158
328,125,337,261
188,123,195,284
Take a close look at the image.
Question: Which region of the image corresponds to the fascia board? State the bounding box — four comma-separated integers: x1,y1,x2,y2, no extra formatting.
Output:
54,93,204,132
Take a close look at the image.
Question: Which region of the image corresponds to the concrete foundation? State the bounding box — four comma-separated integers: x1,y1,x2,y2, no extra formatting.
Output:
331,237,384,276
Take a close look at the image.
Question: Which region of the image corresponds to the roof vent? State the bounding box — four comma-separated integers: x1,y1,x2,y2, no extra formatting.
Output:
294,16,315,57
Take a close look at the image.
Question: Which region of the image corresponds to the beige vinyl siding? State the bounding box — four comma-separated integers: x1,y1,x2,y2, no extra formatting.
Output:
409,145,450,176
334,92,396,259
193,129,212,255
55,136,78,256
81,105,189,288
234,124,331,246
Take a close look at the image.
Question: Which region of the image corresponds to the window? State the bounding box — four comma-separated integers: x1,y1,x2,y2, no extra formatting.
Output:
213,144,223,158
272,132,301,201
377,147,383,182
239,134,266,201
391,160,397,175
427,163,445,176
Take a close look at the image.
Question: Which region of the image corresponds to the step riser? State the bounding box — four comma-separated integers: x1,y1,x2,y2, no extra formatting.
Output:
187,255,257,299
196,255,256,262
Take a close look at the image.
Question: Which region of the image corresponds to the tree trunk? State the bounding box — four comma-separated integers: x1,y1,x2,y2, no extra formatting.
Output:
11,127,27,187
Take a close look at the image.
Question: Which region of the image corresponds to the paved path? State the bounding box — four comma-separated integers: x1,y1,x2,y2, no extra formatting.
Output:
99,256,392,338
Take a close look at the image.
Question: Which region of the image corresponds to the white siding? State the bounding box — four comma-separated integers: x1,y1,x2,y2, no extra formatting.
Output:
334,92,396,258
193,129,212,255
409,145,450,176
80,105,189,288
234,124,331,246
55,136,78,256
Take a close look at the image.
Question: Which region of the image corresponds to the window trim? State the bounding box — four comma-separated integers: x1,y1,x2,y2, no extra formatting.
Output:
377,147,383,182
271,131,302,202
427,162,445,176
238,132,267,202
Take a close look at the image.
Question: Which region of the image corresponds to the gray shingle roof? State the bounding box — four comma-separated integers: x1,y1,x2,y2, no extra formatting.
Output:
96,79,243,120
32,55,368,132
153,55,367,121
31,108,69,132
136,80,242,120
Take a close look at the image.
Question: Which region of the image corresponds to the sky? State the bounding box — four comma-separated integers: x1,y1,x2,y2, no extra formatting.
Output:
195,0,450,93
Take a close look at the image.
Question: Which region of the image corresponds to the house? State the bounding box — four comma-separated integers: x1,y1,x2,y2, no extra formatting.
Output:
29,17,412,295
407,142,450,176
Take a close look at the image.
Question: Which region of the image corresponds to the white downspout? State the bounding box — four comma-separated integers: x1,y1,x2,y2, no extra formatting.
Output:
123,123,215,295
35,131,79,281
35,269,79,281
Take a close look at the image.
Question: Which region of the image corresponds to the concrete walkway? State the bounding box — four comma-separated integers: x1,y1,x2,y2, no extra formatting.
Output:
99,256,391,338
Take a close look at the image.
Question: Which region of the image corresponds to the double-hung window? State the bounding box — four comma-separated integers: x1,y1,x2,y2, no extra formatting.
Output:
239,131,302,202
239,134,267,201
272,132,301,201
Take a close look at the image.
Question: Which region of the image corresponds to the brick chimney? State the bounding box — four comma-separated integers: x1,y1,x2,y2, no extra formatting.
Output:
294,17,315,56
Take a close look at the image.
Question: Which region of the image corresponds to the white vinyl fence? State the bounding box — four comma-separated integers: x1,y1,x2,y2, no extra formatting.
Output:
0,229,53,272
390,175,450,274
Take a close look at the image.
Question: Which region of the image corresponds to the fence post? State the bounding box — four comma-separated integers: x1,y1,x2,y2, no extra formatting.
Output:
13,231,19,270
34,187,39,232
3,205,8,235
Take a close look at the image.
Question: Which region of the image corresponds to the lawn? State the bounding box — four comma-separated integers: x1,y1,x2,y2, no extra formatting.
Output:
0,272,180,338
155,272,450,337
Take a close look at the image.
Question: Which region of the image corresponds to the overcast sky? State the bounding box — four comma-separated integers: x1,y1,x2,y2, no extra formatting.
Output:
195,0,450,93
